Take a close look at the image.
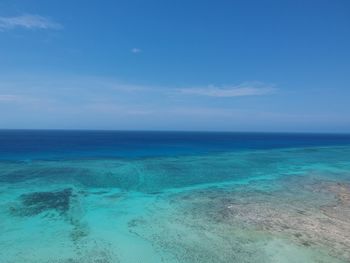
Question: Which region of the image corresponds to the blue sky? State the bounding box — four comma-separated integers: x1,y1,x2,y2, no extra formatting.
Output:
0,0,349,132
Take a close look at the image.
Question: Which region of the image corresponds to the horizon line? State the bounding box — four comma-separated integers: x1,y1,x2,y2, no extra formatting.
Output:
0,128,349,135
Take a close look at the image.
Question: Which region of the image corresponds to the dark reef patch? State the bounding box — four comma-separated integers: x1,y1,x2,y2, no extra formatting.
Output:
11,188,73,217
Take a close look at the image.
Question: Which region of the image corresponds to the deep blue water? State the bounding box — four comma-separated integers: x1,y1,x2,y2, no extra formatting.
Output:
0,130,350,160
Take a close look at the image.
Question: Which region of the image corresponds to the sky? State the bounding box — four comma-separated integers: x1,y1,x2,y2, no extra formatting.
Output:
0,0,349,132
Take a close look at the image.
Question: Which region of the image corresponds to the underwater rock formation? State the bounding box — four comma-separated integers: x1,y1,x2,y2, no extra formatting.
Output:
9,187,90,245
127,177,350,263
191,179,350,261
11,188,73,217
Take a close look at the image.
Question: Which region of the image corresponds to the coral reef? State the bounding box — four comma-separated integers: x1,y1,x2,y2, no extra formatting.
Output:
10,188,73,217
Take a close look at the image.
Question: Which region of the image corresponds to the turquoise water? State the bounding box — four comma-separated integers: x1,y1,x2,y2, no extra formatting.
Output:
1,131,350,262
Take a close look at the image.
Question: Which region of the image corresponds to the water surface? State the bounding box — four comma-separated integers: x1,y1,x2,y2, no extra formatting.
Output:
1,131,350,262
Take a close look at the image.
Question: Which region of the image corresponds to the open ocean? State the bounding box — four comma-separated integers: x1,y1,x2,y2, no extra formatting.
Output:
1,130,350,263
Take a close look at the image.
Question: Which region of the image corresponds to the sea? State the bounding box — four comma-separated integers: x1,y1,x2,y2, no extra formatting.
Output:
1,130,350,263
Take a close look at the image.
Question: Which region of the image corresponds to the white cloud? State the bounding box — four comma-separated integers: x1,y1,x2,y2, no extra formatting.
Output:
0,14,62,31
131,48,142,54
178,82,275,97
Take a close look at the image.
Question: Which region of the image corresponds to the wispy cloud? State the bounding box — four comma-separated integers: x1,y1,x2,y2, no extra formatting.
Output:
0,14,62,31
0,94,21,102
131,48,142,54
178,82,275,97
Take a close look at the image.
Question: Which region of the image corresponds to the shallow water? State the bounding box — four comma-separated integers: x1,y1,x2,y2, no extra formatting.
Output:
1,131,350,262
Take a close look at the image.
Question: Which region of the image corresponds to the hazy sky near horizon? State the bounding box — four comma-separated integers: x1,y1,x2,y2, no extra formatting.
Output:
0,0,349,132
